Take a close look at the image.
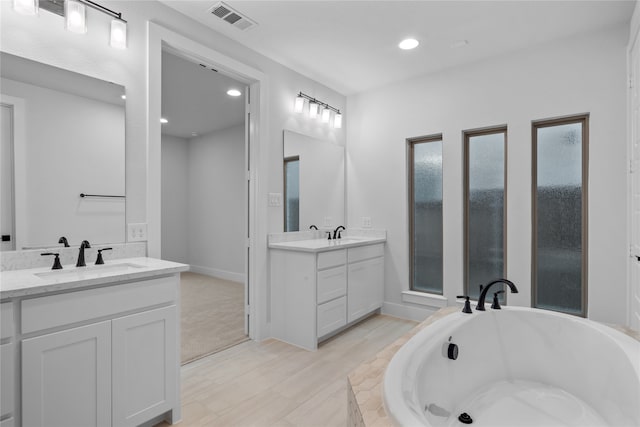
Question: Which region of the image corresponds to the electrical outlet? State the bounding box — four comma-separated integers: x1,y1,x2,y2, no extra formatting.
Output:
128,223,147,242
362,217,372,228
268,193,282,207
324,216,333,227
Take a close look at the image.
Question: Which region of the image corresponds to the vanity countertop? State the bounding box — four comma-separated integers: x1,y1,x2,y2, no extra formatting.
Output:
268,236,386,253
0,257,189,299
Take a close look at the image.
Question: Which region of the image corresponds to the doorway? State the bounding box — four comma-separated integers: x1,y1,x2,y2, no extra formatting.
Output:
0,103,15,251
160,50,248,364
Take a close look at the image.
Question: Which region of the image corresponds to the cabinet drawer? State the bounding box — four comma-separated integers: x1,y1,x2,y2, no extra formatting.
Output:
1,343,14,419
348,244,384,263
317,249,346,270
317,296,346,338
22,275,178,334
317,266,347,304
0,303,13,339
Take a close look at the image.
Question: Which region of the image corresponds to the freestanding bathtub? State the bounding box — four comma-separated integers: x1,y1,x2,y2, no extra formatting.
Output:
383,306,640,426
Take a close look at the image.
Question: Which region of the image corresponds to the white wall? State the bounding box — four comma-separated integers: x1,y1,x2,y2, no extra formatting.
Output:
1,78,125,248
161,126,245,279
188,125,245,281
161,134,189,263
347,25,629,324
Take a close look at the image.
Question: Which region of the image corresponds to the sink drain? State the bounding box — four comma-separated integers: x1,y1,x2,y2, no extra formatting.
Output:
458,412,473,424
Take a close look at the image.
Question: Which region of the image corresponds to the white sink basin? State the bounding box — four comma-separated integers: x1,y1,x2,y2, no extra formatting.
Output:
35,262,145,279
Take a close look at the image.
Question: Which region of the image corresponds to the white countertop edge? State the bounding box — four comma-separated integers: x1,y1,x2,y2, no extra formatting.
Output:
0,257,189,299
268,237,387,253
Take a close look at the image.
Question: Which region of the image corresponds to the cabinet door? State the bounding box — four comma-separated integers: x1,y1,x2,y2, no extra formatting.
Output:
22,321,112,427
347,257,384,323
112,306,177,427
0,343,14,420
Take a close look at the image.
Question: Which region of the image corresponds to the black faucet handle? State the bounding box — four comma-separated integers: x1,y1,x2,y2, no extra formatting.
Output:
325,231,332,240
456,296,473,314
491,290,505,310
41,252,63,270
95,248,113,265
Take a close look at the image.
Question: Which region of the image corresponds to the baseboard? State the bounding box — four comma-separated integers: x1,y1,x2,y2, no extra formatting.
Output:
381,301,436,322
188,265,245,283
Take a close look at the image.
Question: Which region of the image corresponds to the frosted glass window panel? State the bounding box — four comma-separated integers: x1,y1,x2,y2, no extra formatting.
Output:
284,158,299,232
466,131,505,301
535,122,583,315
411,140,443,294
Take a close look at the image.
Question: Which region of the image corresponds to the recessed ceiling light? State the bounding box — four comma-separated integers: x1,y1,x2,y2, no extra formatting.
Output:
227,89,242,97
160,118,168,124
398,38,419,50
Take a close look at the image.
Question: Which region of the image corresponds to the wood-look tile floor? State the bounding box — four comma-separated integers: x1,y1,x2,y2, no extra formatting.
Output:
157,314,417,427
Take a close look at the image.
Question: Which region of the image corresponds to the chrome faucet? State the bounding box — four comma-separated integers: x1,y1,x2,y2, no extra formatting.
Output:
333,225,345,239
476,278,518,311
76,240,91,267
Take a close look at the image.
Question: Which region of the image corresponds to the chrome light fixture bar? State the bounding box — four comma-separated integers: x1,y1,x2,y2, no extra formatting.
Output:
294,92,343,129
14,0,128,49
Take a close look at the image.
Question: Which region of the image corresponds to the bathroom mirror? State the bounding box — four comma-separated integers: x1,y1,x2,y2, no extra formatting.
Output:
283,130,345,231
0,52,126,251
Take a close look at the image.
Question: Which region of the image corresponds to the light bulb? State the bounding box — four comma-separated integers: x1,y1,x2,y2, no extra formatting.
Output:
227,89,242,97
321,108,331,123
110,19,127,49
294,96,305,113
398,38,419,50
333,113,343,129
160,118,168,124
309,102,319,119
13,0,38,15
65,0,87,34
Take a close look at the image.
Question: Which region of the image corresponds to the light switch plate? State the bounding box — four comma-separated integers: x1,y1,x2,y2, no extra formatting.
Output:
362,217,372,228
128,223,147,242
268,193,282,207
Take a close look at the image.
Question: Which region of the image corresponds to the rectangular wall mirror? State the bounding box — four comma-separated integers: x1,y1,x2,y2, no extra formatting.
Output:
0,52,126,250
283,130,344,231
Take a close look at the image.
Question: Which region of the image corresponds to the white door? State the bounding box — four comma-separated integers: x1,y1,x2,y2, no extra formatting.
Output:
112,306,177,427
0,104,15,251
630,30,640,331
22,321,112,427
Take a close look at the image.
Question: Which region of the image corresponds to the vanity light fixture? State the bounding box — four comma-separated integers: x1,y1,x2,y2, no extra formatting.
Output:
321,107,331,123
12,0,38,15
309,101,319,118
295,92,342,128
65,0,87,34
227,89,242,97
294,95,305,113
14,0,128,49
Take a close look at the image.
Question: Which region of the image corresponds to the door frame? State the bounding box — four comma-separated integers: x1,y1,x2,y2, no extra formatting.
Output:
146,22,268,343
0,94,27,251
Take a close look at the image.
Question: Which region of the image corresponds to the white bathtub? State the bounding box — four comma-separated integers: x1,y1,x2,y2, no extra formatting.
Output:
383,307,640,426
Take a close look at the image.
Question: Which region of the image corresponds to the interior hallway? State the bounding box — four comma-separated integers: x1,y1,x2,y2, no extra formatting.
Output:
181,272,247,364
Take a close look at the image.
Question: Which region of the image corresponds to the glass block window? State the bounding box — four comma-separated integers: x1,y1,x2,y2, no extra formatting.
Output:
409,134,443,294
464,127,507,300
533,115,588,316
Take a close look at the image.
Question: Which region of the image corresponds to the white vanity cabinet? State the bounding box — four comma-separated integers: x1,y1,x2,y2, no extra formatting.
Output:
0,259,185,427
1,302,15,427
270,242,384,351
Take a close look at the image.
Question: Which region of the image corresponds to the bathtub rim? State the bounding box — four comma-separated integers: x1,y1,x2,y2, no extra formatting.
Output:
382,306,640,427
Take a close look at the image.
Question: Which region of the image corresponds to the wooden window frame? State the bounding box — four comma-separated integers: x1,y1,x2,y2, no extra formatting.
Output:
407,134,444,294
531,113,589,317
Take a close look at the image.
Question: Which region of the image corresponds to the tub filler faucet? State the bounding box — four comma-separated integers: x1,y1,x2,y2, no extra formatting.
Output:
476,278,518,311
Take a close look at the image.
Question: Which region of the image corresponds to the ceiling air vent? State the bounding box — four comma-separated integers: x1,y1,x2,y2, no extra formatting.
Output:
209,2,257,31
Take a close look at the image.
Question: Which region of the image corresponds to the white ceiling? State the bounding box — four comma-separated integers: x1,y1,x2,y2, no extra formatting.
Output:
159,0,635,95
161,50,245,139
